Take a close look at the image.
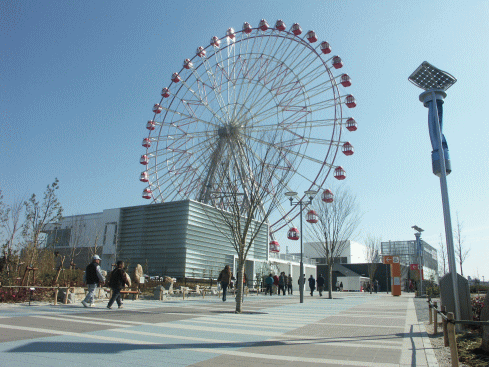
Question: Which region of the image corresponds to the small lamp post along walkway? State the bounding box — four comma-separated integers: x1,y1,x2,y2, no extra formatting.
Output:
285,190,317,304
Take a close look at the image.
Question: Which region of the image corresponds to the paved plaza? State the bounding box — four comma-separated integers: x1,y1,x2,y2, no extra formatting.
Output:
0,292,438,366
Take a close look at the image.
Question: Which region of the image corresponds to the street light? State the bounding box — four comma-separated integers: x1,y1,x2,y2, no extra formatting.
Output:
409,61,460,323
411,226,424,296
285,190,317,303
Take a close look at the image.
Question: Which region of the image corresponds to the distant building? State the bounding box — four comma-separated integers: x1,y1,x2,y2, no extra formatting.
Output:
381,240,438,283
302,240,367,264
43,200,314,285
43,200,268,282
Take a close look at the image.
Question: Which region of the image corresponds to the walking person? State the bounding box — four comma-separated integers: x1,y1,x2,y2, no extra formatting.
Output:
82,255,105,308
317,274,325,297
308,274,316,296
278,272,286,295
287,274,293,295
265,273,274,295
217,265,233,302
107,260,130,309
339,281,344,292
273,274,279,294
374,279,379,293
336,280,340,291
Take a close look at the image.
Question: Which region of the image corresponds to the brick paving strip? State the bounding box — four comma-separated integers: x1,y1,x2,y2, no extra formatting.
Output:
0,293,438,366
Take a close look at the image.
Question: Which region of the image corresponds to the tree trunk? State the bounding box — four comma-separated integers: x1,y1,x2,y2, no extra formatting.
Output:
235,259,244,313
481,291,489,352
328,262,333,299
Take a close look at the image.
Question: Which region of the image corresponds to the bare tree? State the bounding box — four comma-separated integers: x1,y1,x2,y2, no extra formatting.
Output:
307,186,361,299
22,178,63,267
364,234,381,294
454,213,469,277
66,216,86,270
1,197,24,278
205,131,294,313
438,233,448,276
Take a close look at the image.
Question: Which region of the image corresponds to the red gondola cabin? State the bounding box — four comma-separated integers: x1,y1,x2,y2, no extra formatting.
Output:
259,19,269,31
196,47,206,57
342,142,354,156
334,166,346,180
140,155,149,165
140,172,149,182
142,138,151,148
345,95,356,108
210,36,220,47
275,19,286,31
242,22,252,34
269,241,280,253
226,28,235,39
306,210,318,223
341,74,351,87
171,73,181,83
153,104,162,114
142,188,152,199
291,23,302,35
320,41,331,54
346,118,357,131
146,120,156,130
306,30,317,43
161,88,170,98
332,56,343,69
322,189,333,203
287,227,300,240
183,59,193,69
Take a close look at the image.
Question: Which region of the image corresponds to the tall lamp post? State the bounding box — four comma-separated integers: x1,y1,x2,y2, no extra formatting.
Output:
412,226,424,296
285,190,317,304
409,61,460,323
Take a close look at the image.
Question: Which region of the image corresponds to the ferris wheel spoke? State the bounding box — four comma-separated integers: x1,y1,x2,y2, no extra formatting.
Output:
178,75,228,125
159,104,221,129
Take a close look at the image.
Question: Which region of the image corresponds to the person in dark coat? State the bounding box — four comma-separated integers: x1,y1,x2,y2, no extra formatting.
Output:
82,255,105,308
317,274,325,296
265,274,274,295
217,265,233,302
107,260,130,309
287,274,293,295
308,275,316,296
278,272,286,295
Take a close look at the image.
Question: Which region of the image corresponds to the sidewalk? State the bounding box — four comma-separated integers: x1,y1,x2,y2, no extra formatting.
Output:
0,292,438,366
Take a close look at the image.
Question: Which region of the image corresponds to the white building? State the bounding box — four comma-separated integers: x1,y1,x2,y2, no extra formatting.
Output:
303,240,368,264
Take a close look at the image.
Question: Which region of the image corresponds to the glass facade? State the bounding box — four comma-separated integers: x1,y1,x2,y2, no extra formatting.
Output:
381,240,438,281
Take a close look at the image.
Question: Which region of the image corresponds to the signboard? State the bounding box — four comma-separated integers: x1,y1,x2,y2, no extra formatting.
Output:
383,255,400,264
410,264,419,271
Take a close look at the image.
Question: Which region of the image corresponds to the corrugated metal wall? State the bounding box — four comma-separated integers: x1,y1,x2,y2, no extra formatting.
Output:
117,200,268,279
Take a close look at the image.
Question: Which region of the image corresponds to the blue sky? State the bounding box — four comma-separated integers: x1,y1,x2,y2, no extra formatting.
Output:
1,0,488,279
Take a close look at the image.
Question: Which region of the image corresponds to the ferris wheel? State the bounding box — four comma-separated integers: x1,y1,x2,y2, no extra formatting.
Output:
140,19,357,237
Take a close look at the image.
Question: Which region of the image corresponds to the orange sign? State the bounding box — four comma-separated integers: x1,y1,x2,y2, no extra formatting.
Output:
383,255,401,296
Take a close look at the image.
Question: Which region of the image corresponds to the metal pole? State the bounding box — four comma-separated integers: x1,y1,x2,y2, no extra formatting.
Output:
415,232,423,296
299,200,304,304
420,90,461,323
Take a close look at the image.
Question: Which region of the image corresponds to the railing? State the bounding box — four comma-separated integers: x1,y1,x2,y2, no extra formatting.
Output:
427,297,489,367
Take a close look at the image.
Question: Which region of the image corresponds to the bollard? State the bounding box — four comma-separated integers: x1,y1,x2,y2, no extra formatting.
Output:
447,312,459,367
182,289,185,300
434,301,438,334
202,289,205,299
429,302,433,325
442,306,449,347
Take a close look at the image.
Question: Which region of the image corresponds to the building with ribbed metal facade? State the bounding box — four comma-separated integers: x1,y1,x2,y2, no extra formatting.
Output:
44,200,269,281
